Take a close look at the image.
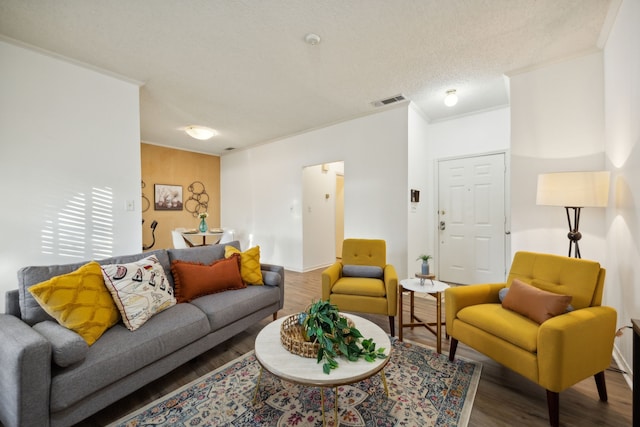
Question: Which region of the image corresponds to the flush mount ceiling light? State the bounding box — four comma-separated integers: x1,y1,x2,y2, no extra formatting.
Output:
185,125,217,140
304,33,321,45
444,89,458,107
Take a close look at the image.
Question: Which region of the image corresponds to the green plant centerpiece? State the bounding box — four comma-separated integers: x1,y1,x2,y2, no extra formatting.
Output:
416,254,432,275
416,254,432,262
300,299,387,374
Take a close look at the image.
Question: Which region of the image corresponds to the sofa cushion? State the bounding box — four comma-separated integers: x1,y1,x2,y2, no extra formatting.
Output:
225,245,264,285
508,251,601,309
17,249,170,326
330,277,386,297
342,264,384,279
171,253,245,303
101,255,176,331
49,302,210,412
502,279,572,324
457,303,539,352
167,241,240,265
189,285,280,331
33,321,89,367
27,261,120,345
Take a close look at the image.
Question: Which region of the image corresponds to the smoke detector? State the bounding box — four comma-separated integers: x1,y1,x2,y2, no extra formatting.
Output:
304,33,321,45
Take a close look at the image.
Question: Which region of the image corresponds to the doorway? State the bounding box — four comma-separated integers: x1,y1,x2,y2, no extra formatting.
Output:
302,161,344,271
437,153,507,284
335,173,344,259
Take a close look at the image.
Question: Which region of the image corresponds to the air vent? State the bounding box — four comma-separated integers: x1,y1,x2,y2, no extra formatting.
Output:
224,147,235,151
372,94,407,107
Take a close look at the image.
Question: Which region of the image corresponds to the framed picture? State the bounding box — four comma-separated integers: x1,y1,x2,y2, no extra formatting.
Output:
154,184,183,210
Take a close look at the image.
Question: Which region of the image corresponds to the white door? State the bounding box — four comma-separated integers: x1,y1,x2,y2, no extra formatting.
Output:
438,153,506,284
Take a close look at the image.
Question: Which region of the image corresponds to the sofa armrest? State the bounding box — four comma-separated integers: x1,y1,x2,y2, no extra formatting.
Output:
5,290,20,317
384,264,398,316
260,263,285,310
321,262,342,300
538,306,617,392
445,283,505,332
0,314,51,427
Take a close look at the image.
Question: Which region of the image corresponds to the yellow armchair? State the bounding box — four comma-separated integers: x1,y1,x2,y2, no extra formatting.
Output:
445,251,617,427
321,239,398,336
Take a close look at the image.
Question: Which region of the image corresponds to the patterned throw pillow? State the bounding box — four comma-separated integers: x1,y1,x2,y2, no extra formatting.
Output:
171,253,246,303
101,255,176,331
27,261,120,345
224,245,263,285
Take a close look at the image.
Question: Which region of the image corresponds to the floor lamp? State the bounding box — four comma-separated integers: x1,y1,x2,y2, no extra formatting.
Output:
536,171,610,258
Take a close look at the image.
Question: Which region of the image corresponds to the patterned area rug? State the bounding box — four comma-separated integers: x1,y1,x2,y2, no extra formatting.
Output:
110,339,481,426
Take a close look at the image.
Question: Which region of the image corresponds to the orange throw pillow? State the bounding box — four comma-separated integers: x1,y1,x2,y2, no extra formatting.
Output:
502,279,572,324
171,253,245,303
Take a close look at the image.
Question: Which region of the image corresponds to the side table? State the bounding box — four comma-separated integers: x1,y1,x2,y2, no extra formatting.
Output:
398,277,449,353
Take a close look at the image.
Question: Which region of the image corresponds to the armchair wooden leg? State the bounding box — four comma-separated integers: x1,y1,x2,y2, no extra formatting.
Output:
546,390,559,427
388,316,395,337
273,312,278,321
448,338,458,361
594,371,608,402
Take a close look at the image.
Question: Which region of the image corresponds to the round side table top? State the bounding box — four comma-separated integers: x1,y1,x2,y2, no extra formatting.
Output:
400,277,449,294
254,313,391,387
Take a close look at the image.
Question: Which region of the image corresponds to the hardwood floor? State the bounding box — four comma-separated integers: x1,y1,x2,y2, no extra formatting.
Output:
79,268,633,426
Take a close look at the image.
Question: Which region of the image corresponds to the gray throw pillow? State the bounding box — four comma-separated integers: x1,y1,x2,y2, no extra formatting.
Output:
342,264,383,279
262,270,282,287
33,321,89,367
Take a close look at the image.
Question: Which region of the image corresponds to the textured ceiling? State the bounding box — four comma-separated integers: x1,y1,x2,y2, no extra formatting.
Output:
0,0,615,156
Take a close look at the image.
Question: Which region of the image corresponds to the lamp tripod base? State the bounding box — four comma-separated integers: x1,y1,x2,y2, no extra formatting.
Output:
566,207,582,259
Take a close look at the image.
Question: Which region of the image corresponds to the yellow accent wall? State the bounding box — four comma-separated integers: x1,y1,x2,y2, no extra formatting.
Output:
141,143,220,251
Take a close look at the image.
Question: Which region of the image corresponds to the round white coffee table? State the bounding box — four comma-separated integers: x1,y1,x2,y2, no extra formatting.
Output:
254,313,391,425
398,277,449,353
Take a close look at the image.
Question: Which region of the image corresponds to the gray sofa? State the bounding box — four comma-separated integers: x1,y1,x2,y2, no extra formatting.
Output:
0,241,285,427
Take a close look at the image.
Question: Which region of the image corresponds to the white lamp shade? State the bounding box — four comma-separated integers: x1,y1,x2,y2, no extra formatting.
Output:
536,171,610,207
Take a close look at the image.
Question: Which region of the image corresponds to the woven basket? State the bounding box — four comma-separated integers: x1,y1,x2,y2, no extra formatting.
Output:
280,313,354,358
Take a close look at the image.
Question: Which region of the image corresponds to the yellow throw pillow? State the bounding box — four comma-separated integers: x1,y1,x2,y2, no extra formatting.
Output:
28,261,120,345
225,245,263,285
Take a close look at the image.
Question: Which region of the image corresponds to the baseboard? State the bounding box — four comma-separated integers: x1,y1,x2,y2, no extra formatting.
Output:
612,344,633,390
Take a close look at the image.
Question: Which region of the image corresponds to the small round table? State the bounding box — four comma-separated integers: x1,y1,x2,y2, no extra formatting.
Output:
398,277,449,353
254,313,391,426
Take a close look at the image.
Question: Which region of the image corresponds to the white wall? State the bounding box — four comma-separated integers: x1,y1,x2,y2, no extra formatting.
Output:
221,104,409,277
407,105,432,275
429,107,511,160
0,41,142,312
509,52,607,262
603,0,640,380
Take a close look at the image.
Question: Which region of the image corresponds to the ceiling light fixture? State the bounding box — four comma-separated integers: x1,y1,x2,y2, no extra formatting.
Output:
444,89,458,107
304,33,321,45
185,125,217,140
